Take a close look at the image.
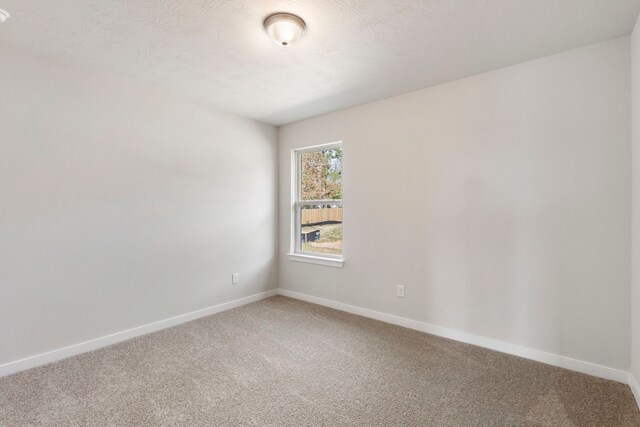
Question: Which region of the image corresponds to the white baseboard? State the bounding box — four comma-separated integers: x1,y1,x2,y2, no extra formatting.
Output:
0,289,278,378
2,286,637,406
277,288,630,384
630,373,640,410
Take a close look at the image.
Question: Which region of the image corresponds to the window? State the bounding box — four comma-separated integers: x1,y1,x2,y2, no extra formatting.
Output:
289,142,343,267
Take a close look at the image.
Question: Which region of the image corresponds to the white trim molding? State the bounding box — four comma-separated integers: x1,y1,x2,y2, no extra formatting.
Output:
630,373,640,410
3,286,638,409
0,289,278,378
277,288,630,384
291,141,344,263
288,253,344,268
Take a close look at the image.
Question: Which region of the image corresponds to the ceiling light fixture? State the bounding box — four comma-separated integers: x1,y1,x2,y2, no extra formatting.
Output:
263,13,306,47
0,8,9,23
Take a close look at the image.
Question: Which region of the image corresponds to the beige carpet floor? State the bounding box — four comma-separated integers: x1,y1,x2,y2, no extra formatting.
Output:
0,295,638,426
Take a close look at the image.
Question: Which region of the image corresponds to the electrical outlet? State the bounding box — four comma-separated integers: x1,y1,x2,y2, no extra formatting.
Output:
397,285,405,298
232,273,239,284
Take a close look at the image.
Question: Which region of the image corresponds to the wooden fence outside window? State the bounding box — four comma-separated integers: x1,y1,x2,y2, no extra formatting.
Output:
301,208,343,225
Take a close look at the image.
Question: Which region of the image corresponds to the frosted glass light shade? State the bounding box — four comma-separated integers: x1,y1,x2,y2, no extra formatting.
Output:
264,13,306,47
0,9,9,23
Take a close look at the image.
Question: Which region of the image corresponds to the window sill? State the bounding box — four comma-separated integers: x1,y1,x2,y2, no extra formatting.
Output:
287,253,344,268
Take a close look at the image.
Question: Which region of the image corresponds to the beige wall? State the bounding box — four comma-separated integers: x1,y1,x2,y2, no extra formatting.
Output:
279,38,631,370
0,47,279,365
632,14,640,385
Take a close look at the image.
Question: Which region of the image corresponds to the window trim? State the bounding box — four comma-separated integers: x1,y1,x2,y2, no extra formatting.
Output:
289,142,344,268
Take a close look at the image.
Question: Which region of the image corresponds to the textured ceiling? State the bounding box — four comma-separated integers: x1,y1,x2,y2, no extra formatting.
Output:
1,0,639,125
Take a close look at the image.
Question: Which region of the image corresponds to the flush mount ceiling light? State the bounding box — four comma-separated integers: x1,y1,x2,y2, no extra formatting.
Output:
263,13,306,47
0,8,9,23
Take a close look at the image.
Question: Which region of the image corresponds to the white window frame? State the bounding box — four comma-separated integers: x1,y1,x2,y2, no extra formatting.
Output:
288,142,344,268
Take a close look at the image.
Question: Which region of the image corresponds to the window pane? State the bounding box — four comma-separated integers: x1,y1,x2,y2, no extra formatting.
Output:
300,204,342,256
300,148,342,201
